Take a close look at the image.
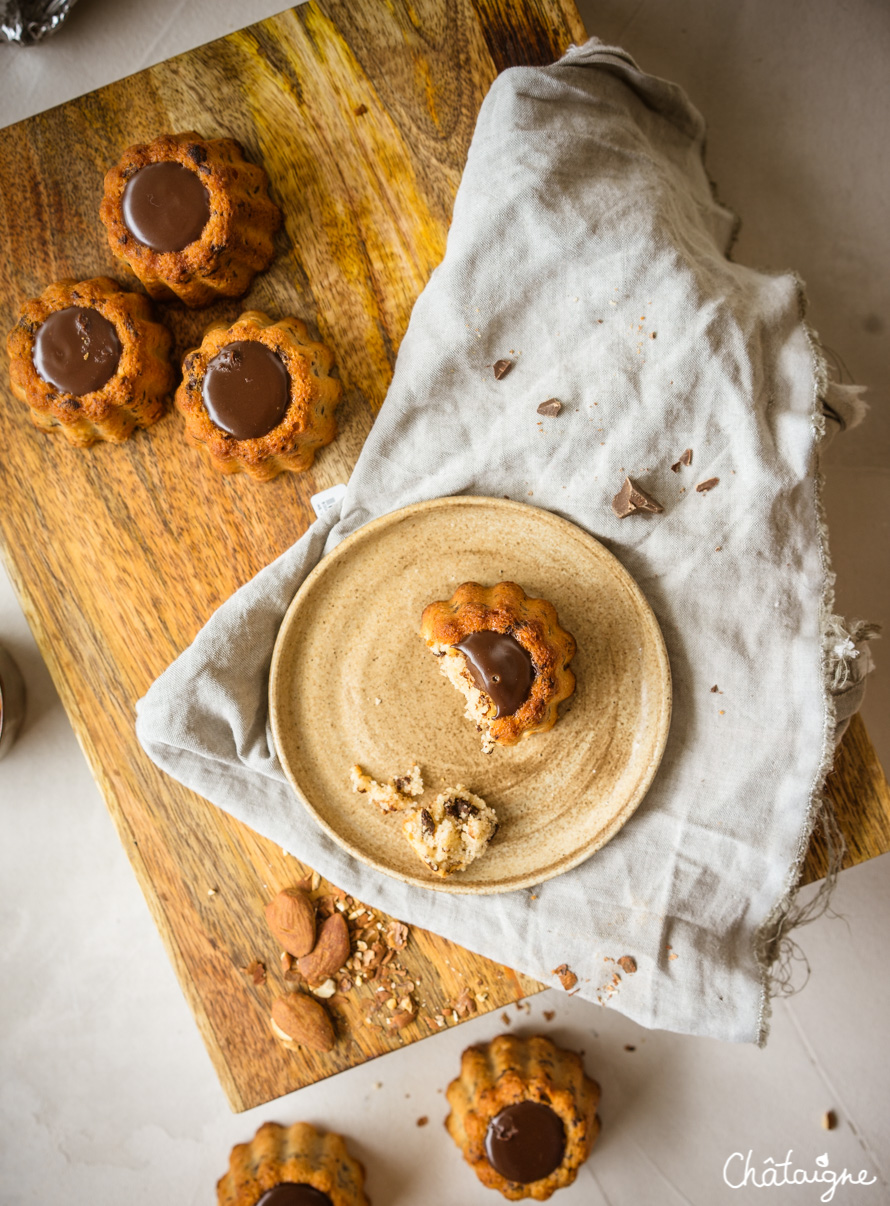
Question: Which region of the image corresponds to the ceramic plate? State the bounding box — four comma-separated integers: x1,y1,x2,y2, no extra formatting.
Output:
269,496,671,894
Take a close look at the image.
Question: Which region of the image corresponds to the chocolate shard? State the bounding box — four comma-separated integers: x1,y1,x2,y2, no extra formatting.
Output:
696,476,719,493
671,448,693,472
536,397,562,417
612,476,664,518
493,358,513,380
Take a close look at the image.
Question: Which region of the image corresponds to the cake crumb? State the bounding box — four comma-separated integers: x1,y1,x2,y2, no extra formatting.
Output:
403,786,498,877
350,763,422,812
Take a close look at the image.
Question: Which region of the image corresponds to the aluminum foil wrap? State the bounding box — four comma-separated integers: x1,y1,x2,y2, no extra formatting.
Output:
0,0,78,45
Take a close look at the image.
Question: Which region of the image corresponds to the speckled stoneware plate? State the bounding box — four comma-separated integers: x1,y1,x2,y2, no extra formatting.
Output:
269,496,671,895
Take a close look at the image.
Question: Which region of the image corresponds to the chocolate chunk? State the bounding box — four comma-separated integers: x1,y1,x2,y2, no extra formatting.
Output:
122,160,210,252
32,307,121,396
484,1101,566,1184
696,477,719,493
612,477,664,518
456,630,535,718
671,448,693,472
444,798,479,821
536,397,561,417
202,340,290,439
493,358,513,380
420,809,435,839
256,1187,333,1206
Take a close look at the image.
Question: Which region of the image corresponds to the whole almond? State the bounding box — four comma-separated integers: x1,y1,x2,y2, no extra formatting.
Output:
298,912,351,984
270,992,335,1053
265,888,316,958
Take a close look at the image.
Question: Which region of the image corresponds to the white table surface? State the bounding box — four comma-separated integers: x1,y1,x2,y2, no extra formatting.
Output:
1,2,888,1204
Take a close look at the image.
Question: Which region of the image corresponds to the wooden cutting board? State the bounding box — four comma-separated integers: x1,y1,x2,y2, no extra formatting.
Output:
0,0,887,1111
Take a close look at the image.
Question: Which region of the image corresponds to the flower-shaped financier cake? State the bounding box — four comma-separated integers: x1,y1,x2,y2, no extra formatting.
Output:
217,1120,370,1206
445,1034,600,1201
175,310,342,481
6,276,173,447
100,131,281,308
420,581,576,753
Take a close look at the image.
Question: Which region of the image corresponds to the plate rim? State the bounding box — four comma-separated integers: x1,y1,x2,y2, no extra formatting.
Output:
269,494,672,894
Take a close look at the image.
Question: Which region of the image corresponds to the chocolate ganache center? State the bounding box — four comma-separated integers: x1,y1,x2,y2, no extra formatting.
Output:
456,630,535,717
122,161,210,252
255,1186,333,1206
484,1101,566,1184
202,340,290,439
33,307,121,396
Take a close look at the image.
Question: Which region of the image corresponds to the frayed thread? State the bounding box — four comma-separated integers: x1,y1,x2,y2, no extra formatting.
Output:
754,799,846,998
824,615,881,692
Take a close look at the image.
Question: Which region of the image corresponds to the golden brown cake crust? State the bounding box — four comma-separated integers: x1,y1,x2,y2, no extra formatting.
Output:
445,1034,601,1201
175,309,342,481
5,276,173,447
420,581,576,747
217,1121,370,1206
99,131,280,307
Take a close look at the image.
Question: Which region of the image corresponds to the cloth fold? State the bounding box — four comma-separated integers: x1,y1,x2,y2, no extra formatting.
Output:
138,39,868,1043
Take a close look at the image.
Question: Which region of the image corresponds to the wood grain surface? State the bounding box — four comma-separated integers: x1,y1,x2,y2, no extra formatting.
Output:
0,0,583,1113
0,0,886,1111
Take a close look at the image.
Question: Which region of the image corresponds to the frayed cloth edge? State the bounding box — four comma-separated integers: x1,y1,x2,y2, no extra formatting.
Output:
753,280,876,1046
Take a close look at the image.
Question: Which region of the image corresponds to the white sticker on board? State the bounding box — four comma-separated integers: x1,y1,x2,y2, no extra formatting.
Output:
310,482,347,518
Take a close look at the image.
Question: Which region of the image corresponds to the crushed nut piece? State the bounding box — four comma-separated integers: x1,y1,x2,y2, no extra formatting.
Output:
241,959,266,986
553,963,578,991
311,978,337,999
387,1009,416,1030
384,920,409,949
416,1116,429,1127
448,987,476,1018
617,955,637,975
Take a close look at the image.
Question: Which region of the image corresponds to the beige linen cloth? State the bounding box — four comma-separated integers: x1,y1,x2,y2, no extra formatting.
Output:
137,40,874,1043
